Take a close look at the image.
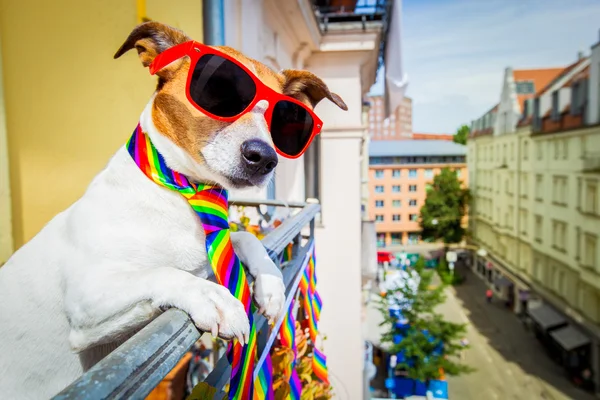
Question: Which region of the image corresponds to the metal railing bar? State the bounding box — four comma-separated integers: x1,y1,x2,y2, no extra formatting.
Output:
262,203,320,259
52,203,319,400
52,309,199,400
204,238,314,391
229,198,307,208
253,240,315,378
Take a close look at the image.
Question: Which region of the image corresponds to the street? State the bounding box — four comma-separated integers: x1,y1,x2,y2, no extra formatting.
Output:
441,268,595,400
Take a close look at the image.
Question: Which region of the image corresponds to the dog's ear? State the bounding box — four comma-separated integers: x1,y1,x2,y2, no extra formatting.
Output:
114,21,190,72
281,70,348,111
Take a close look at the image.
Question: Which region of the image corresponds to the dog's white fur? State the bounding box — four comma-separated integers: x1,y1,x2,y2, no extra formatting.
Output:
0,99,285,399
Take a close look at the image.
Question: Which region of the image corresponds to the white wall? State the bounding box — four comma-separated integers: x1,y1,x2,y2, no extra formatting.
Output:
588,42,600,125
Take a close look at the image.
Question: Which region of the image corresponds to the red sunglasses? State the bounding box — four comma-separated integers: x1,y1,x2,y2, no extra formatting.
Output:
149,41,323,159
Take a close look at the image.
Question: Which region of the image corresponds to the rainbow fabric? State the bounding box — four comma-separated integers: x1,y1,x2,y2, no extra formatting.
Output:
279,299,297,380
127,124,256,400
289,370,302,400
299,250,320,342
254,352,275,400
312,348,329,384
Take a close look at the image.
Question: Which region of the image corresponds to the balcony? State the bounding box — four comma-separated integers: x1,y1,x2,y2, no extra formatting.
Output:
52,199,319,399
582,151,600,172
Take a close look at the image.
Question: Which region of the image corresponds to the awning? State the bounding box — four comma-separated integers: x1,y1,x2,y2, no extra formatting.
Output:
550,325,591,351
528,303,567,330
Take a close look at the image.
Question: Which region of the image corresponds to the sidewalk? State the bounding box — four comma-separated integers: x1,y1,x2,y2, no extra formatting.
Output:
439,269,595,400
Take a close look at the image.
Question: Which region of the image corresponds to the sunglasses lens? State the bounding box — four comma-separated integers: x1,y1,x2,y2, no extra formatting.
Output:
270,100,314,157
189,54,256,117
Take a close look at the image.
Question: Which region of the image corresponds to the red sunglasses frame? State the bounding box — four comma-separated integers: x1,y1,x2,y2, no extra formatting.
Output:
149,41,323,159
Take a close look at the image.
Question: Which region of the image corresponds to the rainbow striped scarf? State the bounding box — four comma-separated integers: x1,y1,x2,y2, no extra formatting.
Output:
127,124,256,399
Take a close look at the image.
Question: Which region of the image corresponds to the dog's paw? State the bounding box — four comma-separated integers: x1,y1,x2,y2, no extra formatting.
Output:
188,284,250,344
254,273,286,323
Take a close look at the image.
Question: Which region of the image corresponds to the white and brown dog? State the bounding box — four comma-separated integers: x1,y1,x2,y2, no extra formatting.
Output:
0,21,346,399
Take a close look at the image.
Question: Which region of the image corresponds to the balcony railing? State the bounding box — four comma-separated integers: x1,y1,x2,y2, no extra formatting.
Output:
52,199,320,400
582,151,600,172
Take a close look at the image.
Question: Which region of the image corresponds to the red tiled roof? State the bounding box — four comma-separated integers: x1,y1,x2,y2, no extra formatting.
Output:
513,67,564,112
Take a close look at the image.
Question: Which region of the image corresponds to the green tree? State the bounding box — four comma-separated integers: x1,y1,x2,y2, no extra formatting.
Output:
377,257,473,385
419,168,470,245
453,124,469,145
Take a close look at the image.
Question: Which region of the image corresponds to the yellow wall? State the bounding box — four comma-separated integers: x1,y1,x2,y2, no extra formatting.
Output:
0,0,203,253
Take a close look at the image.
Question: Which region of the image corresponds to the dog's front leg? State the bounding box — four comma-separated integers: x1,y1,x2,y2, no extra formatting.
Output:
230,231,285,322
64,266,250,352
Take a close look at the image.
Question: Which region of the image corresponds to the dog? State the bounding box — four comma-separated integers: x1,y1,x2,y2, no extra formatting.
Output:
0,21,346,399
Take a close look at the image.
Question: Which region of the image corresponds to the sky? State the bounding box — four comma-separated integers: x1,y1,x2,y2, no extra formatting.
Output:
370,0,600,134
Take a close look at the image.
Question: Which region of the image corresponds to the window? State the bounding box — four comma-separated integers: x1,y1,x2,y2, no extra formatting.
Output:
409,199,417,206
374,185,384,193
391,233,402,245
409,185,417,192
408,169,417,178
516,81,535,94
535,174,544,201
377,233,386,247
424,169,433,179
392,214,401,222
520,209,528,235
375,215,384,222
552,220,567,252
523,140,529,160
521,173,528,198
554,140,559,160
392,169,401,178
584,233,597,269
511,143,514,160
585,181,598,214
537,142,543,160
551,90,560,121
456,169,462,178
392,185,401,193
392,200,401,208
375,200,384,208
375,170,384,179
562,140,568,160
552,176,568,206
535,215,543,243
409,214,418,222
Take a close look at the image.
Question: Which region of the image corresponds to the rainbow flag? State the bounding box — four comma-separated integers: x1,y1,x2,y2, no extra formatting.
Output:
279,299,297,379
289,370,302,400
254,352,275,400
312,348,329,384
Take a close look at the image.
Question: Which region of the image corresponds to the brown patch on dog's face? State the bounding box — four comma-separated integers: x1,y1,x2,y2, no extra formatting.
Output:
115,21,347,188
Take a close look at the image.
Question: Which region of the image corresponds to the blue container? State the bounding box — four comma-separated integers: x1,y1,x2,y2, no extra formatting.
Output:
428,380,449,399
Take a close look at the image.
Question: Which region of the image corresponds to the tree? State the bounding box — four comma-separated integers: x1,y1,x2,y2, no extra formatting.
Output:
419,168,470,245
453,124,469,145
377,258,473,388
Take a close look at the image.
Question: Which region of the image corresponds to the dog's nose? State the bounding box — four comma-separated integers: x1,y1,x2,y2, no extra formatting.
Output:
241,139,278,175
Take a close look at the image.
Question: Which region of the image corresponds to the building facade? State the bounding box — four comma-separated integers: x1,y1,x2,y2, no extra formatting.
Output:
368,94,413,140
368,140,468,246
468,36,600,392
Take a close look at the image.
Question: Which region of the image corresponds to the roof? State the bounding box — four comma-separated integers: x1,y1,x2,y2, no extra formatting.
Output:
412,133,454,141
535,58,588,95
369,140,467,157
513,67,564,111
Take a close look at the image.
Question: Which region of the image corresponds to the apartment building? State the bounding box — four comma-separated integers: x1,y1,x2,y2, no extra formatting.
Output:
368,140,468,246
368,94,413,140
468,37,600,391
